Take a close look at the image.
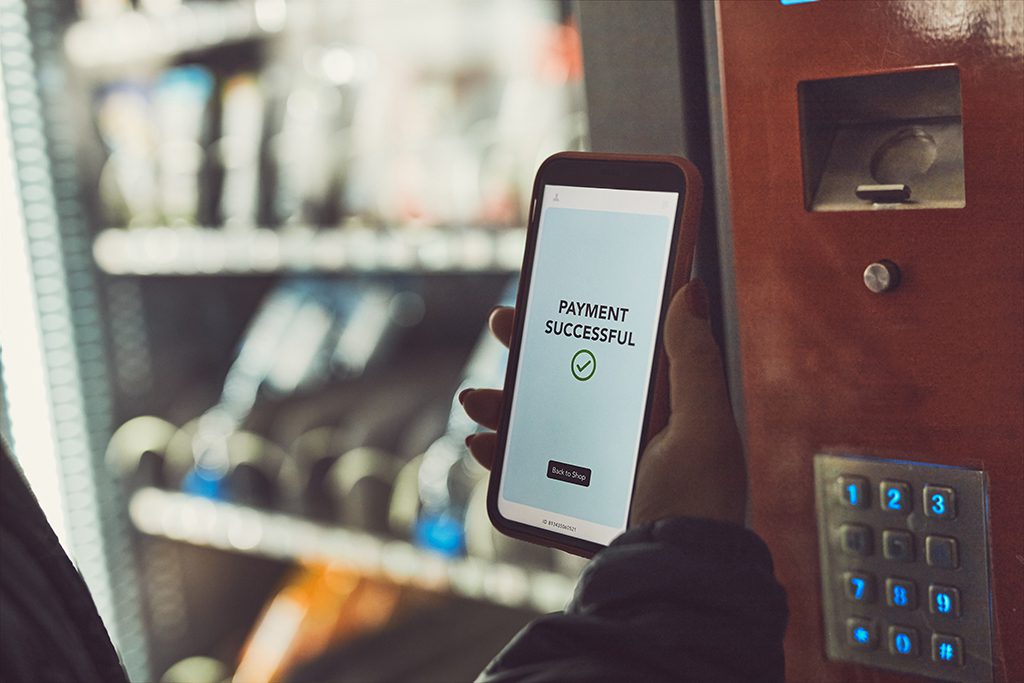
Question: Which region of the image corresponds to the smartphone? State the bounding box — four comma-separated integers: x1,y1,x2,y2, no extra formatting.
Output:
487,152,702,557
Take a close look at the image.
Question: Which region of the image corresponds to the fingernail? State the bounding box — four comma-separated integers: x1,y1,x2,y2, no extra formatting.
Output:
684,279,709,319
458,388,473,405
464,434,475,448
488,305,501,318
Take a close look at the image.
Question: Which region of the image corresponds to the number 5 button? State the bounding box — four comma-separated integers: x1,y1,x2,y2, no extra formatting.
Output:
923,485,957,519
880,480,911,512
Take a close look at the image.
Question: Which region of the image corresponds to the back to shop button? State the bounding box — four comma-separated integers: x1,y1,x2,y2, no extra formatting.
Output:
547,460,592,487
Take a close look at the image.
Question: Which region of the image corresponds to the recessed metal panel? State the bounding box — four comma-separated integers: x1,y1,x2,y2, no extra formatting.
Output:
815,453,993,682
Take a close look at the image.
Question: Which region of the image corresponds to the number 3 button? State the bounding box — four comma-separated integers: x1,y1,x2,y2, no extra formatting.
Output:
923,485,957,520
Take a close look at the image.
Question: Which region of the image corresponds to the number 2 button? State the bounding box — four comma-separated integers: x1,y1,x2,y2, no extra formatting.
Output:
880,480,911,512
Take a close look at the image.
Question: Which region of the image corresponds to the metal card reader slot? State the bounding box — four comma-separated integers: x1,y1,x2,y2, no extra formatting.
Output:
799,67,965,212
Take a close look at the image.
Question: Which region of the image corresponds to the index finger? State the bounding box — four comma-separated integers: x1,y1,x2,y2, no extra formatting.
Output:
488,306,515,348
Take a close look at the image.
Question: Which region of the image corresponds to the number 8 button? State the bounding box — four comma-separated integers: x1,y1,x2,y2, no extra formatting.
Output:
923,485,956,520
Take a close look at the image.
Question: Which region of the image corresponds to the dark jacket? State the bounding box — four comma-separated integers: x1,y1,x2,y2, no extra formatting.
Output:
479,518,788,682
1,441,129,683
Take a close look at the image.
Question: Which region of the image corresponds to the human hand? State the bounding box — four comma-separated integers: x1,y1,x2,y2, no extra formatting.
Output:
460,279,746,527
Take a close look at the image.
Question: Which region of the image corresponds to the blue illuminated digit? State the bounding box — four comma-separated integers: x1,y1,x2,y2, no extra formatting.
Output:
937,593,951,613
846,483,858,505
931,493,946,515
887,487,902,510
851,577,865,599
894,586,908,606
895,633,911,654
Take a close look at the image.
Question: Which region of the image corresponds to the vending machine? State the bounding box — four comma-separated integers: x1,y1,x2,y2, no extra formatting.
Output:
578,1,1022,681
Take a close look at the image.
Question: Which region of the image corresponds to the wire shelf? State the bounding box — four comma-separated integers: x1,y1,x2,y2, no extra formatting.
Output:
93,226,526,275
129,487,576,613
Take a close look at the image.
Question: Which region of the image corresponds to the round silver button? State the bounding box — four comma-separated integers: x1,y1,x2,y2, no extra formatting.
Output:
863,260,901,294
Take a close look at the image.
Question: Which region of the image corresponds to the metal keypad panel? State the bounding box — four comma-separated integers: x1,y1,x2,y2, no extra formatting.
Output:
814,454,993,682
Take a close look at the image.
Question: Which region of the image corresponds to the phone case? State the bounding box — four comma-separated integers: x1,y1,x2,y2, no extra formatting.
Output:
487,151,703,558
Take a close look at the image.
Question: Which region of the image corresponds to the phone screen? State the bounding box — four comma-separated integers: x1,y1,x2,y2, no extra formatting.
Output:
498,183,679,546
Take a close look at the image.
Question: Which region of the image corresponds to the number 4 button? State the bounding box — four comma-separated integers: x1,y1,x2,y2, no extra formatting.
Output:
924,485,957,519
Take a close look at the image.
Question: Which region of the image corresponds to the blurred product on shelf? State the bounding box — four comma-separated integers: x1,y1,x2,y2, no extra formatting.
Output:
73,0,585,232
159,656,230,683
322,447,399,535
263,62,351,228
154,65,216,225
231,564,405,683
95,65,217,227
169,423,290,508
162,278,420,507
414,276,516,558
95,80,162,226
106,414,178,490
217,73,266,227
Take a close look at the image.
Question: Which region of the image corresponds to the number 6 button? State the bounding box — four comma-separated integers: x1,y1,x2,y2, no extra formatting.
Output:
923,485,956,519
880,480,911,512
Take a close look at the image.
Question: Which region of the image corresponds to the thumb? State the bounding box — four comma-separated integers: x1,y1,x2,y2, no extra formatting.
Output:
662,280,734,431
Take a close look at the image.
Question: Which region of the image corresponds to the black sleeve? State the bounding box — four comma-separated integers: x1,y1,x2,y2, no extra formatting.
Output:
477,518,788,683
1,441,129,683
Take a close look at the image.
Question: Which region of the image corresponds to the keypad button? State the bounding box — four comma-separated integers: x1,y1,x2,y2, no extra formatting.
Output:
882,529,915,562
880,480,911,512
838,524,873,556
926,535,960,569
929,585,961,617
923,485,957,519
837,475,869,508
842,571,876,603
885,577,917,609
846,617,877,650
931,633,964,666
888,625,919,657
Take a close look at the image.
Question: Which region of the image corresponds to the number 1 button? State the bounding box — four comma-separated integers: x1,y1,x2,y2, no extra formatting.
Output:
837,476,868,509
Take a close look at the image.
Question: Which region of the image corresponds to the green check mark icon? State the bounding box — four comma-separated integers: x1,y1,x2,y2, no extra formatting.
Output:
571,349,596,382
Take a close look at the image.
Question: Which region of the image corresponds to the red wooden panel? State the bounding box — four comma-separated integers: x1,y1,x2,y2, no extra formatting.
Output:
715,1,1023,681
